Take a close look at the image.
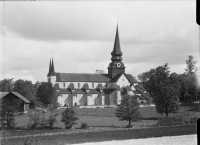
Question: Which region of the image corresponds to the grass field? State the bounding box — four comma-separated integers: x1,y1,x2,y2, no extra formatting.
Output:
12,102,200,129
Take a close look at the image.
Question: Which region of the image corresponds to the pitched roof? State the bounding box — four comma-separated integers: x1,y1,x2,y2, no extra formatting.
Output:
142,93,151,99
60,89,71,94
111,25,123,56
138,83,145,90
136,95,147,100
0,92,9,99
0,92,31,103
84,83,89,90
135,85,144,94
133,90,141,94
56,73,111,82
124,74,138,83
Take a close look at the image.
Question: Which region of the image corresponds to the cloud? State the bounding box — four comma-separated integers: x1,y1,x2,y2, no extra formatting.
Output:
0,1,199,83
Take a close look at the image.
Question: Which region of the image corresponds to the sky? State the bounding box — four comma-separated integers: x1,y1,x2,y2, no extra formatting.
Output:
0,0,199,83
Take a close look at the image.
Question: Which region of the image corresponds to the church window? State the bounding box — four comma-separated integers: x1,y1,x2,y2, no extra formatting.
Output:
78,83,80,88
63,83,65,88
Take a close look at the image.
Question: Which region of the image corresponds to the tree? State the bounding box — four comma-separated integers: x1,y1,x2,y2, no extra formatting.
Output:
36,82,57,107
154,85,180,117
0,78,14,92
61,107,78,129
95,69,105,74
14,79,37,102
185,55,197,75
137,63,171,98
115,95,140,127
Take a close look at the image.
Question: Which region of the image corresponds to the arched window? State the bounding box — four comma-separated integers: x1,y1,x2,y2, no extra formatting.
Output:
63,83,65,88
78,83,80,88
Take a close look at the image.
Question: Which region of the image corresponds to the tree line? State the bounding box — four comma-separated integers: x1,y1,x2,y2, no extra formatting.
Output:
138,55,199,103
0,79,56,108
137,55,199,116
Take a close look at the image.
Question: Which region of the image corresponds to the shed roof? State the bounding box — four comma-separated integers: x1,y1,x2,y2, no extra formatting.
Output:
0,92,31,103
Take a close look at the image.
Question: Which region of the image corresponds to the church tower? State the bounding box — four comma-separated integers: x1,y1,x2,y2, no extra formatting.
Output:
108,25,125,78
47,58,56,84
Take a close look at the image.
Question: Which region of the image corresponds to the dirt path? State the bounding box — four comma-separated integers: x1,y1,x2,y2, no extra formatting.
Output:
73,134,197,145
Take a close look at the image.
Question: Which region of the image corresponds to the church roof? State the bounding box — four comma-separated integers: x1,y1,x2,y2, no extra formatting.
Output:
111,25,123,56
56,73,111,82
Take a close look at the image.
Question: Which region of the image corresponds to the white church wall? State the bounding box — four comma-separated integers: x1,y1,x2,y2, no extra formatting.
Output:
116,91,121,105
73,94,86,106
57,94,72,106
101,95,105,105
116,74,130,88
51,76,56,86
87,94,100,105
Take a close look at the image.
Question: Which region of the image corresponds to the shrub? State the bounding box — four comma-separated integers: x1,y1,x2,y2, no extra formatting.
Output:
80,123,88,129
27,109,41,129
61,108,78,129
190,116,198,124
46,114,59,128
157,115,198,126
0,106,16,129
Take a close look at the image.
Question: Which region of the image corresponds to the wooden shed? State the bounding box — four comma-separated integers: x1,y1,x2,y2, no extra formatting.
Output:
0,92,31,113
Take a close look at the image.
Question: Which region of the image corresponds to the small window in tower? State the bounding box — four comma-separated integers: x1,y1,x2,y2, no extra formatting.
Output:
63,83,65,88
123,79,124,81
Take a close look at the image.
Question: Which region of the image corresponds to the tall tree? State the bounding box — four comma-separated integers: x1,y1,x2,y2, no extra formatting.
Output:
154,85,180,117
138,63,171,98
185,55,197,75
115,95,140,127
36,82,56,107
0,78,14,92
14,79,37,102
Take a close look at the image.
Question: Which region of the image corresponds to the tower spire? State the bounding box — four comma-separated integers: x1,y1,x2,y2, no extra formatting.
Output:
51,58,56,76
47,58,52,77
108,24,125,78
111,24,123,56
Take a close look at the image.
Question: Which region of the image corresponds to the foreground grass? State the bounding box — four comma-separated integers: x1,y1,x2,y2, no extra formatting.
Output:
1,125,197,145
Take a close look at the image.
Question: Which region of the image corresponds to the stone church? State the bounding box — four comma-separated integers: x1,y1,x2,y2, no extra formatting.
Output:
47,25,151,107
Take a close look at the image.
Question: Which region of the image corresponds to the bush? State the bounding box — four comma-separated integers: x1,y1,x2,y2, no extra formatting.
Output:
190,116,198,124
157,115,198,126
80,123,88,129
27,109,41,129
61,108,78,129
46,114,59,128
0,107,16,129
